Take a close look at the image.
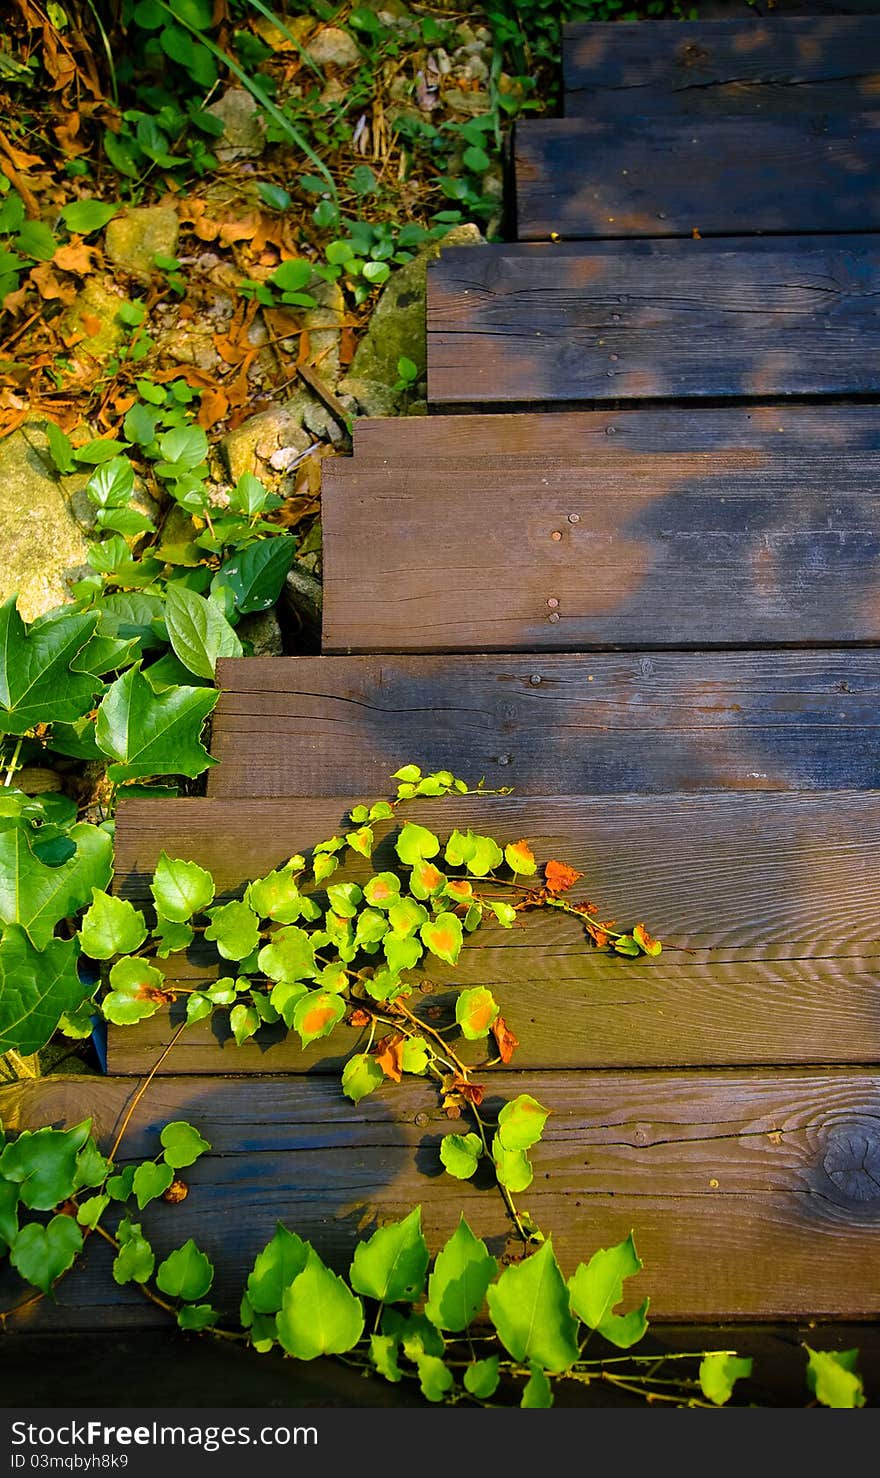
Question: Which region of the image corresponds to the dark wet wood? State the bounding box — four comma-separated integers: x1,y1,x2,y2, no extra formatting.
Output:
106,791,880,1073
321,417,880,651
563,17,880,118
3,1070,879,1326
515,113,880,241
427,238,880,405
208,652,880,798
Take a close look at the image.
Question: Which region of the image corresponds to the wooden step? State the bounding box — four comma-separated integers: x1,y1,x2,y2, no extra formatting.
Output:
3,1070,879,1325
351,404,880,459
321,411,880,652
514,113,880,241
107,791,880,1074
427,238,880,406
208,652,880,798
561,16,880,118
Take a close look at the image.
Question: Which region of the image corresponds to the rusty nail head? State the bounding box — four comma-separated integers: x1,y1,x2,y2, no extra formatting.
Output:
548,612,560,624
568,513,580,524
414,1113,429,1128
551,530,562,542
547,597,559,608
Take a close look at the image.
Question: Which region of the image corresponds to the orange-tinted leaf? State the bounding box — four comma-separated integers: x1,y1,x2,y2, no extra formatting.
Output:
491,1015,520,1064
196,386,229,430
53,240,95,275
449,1077,485,1107
505,839,537,876
375,1034,405,1083
544,860,583,894
348,1007,371,1028
633,922,662,958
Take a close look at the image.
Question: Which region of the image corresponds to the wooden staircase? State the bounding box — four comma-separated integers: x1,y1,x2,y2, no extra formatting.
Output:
3,13,880,1406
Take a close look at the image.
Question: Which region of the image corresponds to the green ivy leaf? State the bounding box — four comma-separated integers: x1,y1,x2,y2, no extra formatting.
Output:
521,1363,553,1408
247,867,309,923
292,990,346,1048
699,1352,754,1406
350,1206,429,1305
370,1333,402,1383
425,1216,497,1332
455,986,499,1041
76,1194,110,1230
0,1180,19,1251
160,1121,211,1170
0,1121,91,1209
165,583,242,680
464,1355,499,1400
156,1238,214,1301
491,1135,533,1193
354,907,388,950
395,823,440,867
488,1241,579,1373
150,851,215,922
177,1304,219,1331
497,1095,549,1152
10,1214,83,1294
186,992,213,1024
74,1139,110,1190
382,935,422,974
400,1036,429,1074
132,1159,174,1210
409,859,447,901
102,956,167,1025
61,199,118,234
567,1232,647,1349
416,1353,453,1402
216,536,296,615
157,424,208,470
0,822,113,948
444,829,502,876
387,897,428,937
420,912,463,966
247,1223,311,1315
258,925,315,983
326,883,362,919
79,888,147,959
277,1249,364,1359
341,1052,385,1104
112,1220,155,1285
439,1132,481,1180
96,664,218,781
0,929,86,1056
805,1347,865,1408
230,1002,260,1045
204,899,261,961
152,916,195,957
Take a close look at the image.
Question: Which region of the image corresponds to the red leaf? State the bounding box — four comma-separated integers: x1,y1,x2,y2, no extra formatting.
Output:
544,859,583,894
491,1015,519,1064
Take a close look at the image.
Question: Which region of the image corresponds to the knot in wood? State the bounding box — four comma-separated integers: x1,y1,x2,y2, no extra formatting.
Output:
819,1120,880,1206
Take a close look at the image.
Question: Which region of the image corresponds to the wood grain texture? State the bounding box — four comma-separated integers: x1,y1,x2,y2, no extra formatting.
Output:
208,651,880,797
562,17,880,118
107,792,880,1073
427,239,880,405
514,114,880,240
351,404,880,459
322,415,880,651
2,1070,879,1326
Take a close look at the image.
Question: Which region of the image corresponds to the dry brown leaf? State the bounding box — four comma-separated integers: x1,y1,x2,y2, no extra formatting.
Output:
52,240,95,274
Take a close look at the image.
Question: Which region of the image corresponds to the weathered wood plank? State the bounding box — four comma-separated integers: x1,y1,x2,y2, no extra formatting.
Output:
208,652,880,797
2,1070,879,1326
427,238,880,404
514,114,880,240
107,792,880,1073
352,405,880,460
322,436,880,652
562,17,880,118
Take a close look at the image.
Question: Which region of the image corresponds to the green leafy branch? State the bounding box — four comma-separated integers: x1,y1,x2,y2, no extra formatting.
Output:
0,1114,865,1409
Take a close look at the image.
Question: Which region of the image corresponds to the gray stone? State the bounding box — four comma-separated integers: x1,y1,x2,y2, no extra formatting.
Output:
237,607,284,657
205,87,266,162
104,207,180,278
306,26,361,68
281,561,323,643
221,406,313,483
0,426,91,622
338,223,483,414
